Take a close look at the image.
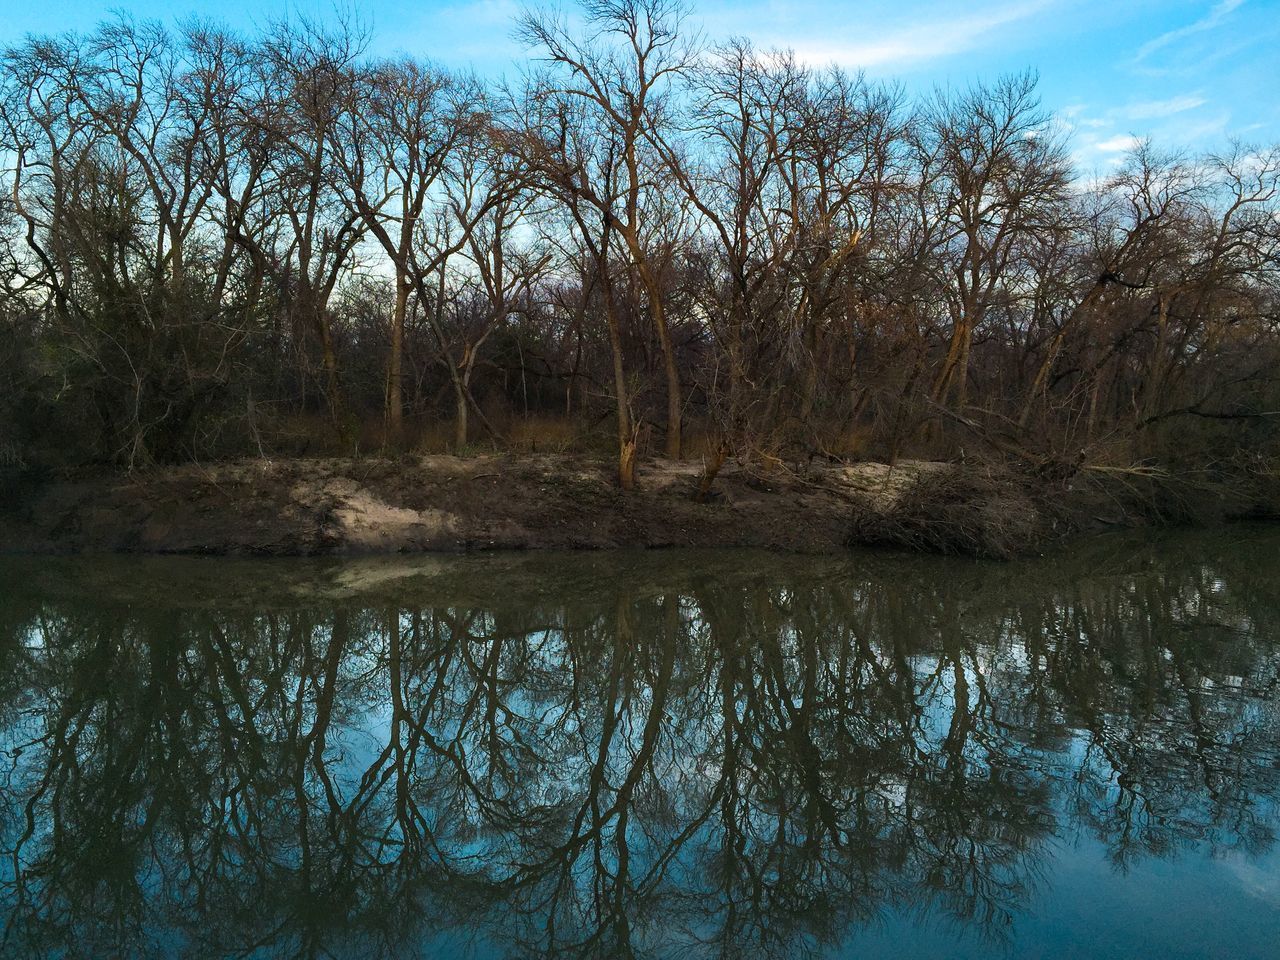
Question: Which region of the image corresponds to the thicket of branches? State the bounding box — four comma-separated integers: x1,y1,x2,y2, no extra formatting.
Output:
1,0,1277,485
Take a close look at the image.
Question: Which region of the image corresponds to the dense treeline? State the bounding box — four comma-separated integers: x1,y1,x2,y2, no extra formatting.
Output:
1,0,1277,485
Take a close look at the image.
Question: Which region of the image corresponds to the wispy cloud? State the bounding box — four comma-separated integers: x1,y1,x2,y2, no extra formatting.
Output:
1062,92,1208,140
1120,94,1208,120
784,0,1056,69
1227,854,1280,907
1093,134,1142,153
1135,0,1246,63
1170,112,1233,144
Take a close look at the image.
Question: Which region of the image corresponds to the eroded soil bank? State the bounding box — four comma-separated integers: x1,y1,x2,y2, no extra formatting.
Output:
0,454,1274,558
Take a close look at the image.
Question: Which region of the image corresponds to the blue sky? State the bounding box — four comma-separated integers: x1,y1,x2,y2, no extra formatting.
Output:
6,0,1279,170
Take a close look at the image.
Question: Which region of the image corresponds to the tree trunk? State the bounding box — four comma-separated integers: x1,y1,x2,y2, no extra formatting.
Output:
314,308,349,447
638,264,681,458
1140,294,1170,423
455,342,473,450
454,381,468,450
1020,326,1067,429
604,282,635,490
932,316,971,408
387,277,409,446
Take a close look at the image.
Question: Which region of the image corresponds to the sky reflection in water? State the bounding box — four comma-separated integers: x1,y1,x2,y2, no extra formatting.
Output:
1,529,1279,959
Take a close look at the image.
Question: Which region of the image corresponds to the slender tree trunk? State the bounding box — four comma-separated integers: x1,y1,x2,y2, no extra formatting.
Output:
932,316,970,407
311,300,349,447
321,335,345,436
658,309,682,460
799,322,821,425
638,265,681,459
955,327,971,408
1020,326,1067,429
387,277,409,446
453,381,468,450
603,280,635,490
1140,293,1170,423
455,343,472,450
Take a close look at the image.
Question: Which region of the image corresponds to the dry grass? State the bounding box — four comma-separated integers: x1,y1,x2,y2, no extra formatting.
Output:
267,412,603,457
409,419,458,455
264,408,913,466
502,415,588,454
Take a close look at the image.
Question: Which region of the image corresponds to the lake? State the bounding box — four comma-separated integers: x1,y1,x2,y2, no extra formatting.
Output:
2,529,1279,958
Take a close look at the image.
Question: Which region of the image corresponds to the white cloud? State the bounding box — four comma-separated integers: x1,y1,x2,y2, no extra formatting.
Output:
1066,94,1208,140
1226,854,1280,907
1171,112,1233,143
1120,95,1207,120
1135,0,1246,63
784,0,1057,68
1094,134,1142,153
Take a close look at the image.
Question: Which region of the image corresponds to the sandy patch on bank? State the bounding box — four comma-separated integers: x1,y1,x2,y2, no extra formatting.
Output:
0,454,956,556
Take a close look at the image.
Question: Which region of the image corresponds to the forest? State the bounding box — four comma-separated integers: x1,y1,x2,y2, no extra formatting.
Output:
1,0,1277,491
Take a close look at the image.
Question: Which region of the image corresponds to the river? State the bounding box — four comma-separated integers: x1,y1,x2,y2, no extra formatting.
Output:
1,528,1279,958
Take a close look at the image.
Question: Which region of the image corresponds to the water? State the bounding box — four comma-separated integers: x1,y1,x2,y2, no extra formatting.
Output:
1,528,1279,959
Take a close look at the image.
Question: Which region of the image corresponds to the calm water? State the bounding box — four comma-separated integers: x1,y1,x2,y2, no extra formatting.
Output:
2,530,1280,959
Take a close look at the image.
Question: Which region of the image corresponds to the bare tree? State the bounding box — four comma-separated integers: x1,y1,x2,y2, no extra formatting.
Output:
517,0,698,459
917,72,1071,411
0,9,1275,478
260,19,368,442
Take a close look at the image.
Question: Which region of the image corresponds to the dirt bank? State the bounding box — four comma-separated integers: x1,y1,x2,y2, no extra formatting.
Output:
0,454,954,555
0,454,1272,558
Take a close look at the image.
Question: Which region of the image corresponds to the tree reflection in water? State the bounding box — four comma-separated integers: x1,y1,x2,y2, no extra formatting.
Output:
1,531,1279,959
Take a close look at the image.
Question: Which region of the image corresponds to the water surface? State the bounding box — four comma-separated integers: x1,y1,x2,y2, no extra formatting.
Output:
2,530,1279,958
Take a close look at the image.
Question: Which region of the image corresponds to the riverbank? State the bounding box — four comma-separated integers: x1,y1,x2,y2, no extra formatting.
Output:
0,454,1275,558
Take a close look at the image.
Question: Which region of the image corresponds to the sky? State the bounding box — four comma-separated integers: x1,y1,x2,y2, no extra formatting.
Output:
4,0,1278,171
